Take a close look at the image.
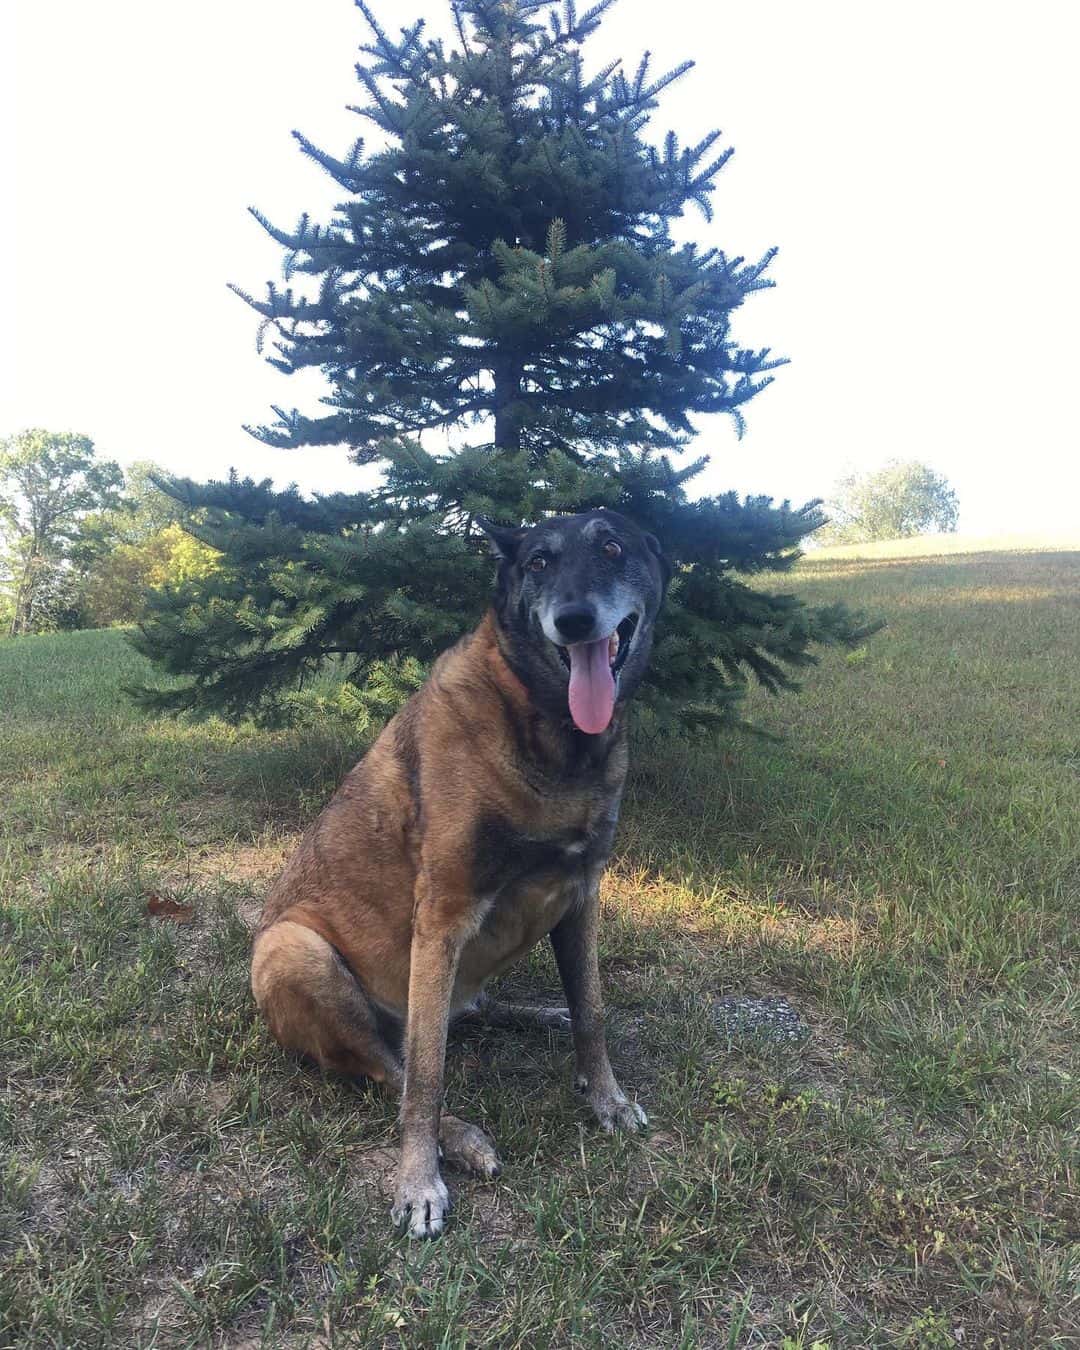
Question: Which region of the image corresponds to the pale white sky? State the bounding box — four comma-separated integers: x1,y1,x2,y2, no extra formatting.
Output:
3,0,1077,533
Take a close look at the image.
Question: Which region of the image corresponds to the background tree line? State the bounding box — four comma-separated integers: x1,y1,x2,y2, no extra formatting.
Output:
0,430,218,637
1,423,957,641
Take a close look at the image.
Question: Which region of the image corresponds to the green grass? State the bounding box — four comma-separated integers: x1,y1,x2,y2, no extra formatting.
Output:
1,540,1078,1348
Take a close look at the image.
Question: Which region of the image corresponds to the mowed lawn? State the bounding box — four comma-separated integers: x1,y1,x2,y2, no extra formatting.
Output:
1,540,1078,1348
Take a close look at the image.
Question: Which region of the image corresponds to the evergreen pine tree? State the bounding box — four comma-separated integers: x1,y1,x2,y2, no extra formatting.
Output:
134,0,876,729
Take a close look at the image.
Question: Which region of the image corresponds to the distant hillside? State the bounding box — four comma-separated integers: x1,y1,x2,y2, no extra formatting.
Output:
805,532,1080,561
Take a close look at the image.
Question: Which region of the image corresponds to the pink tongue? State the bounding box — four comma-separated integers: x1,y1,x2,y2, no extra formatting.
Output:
567,638,615,734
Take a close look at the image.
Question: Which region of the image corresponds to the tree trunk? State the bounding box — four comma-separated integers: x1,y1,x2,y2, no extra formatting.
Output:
9,548,40,637
493,361,524,452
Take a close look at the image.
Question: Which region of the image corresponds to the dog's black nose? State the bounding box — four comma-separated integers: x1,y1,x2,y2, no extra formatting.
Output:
553,605,597,642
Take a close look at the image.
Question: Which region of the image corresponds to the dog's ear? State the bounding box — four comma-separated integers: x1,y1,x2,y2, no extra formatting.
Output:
476,517,526,561
644,532,673,586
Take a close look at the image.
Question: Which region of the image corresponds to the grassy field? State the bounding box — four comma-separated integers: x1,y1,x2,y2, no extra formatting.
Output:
1,538,1078,1348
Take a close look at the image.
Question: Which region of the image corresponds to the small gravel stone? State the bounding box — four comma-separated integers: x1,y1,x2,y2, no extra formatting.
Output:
712,995,809,1045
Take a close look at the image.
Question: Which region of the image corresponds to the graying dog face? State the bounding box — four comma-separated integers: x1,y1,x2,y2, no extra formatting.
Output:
480,510,670,732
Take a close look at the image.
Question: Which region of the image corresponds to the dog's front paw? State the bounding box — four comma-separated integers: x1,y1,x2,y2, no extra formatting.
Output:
392,1171,451,1239
577,1077,648,1133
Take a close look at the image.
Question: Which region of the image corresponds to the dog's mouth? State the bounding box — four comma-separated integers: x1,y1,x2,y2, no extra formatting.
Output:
555,613,639,735
554,613,639,676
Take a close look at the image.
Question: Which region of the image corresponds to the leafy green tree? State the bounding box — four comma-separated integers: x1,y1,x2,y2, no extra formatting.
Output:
135,0,876,728
72,460,207,627
0,430,123,636
81,523,222,628
74,460,186,565
821,460,959,544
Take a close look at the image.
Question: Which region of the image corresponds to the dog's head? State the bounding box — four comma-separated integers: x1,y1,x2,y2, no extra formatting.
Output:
479,509,670,735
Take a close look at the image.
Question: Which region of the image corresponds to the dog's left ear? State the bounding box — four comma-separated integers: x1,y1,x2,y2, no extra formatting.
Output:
476,516,526,561
644,532,673,586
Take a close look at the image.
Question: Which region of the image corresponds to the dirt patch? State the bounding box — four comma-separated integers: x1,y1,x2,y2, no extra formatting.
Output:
465,1178,533,1244
344,1144,399,1200
234,897,264,932
199,840,294,887
161,837,295,899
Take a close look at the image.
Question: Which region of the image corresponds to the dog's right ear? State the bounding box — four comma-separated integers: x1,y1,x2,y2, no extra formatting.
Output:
476,517,526,561
644,531,673,587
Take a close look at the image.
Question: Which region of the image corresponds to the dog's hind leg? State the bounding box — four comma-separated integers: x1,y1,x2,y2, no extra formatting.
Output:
252,921,500,1182
434,1114,501,1180
461,989,571,1033
252,920,404,1085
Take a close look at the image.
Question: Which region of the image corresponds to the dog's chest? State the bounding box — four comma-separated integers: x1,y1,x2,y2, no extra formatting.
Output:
471,809,606,902
453,809,607,991
455,862,582,1002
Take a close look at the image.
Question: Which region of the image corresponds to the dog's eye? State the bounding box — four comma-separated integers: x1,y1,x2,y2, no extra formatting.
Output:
527,554,547,572
602,539,622,560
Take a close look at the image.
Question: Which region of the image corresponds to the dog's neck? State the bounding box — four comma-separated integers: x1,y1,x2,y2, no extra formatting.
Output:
474,609,628,781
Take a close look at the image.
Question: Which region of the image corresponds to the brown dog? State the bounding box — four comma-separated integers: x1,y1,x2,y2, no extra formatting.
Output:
251,509,669,1236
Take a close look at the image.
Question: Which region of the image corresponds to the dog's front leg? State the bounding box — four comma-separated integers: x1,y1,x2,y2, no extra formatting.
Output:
550,880,647,1134
393,890,463,1239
